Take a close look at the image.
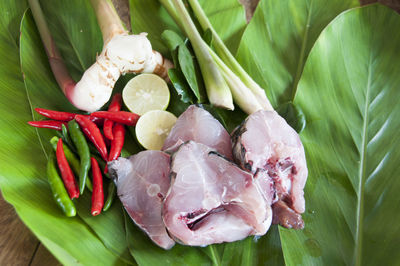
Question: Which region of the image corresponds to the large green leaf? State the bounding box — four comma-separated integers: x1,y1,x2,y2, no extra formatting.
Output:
236,0,359,107
2,0,399,265
19,8,131,265
39,0,103,80
123,210,211,266
129,0,247,56
0,1,126,265
280,4,400,265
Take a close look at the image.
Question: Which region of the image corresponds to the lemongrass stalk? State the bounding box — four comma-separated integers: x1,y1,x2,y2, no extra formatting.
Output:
28,0,76,101
210,48,263,114
159,0,183,30
89,0,126,44
187,0,273,111
171,0,233,110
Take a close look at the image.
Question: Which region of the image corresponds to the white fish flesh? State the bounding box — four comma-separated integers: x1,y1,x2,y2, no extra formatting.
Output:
108,151,175,249
163,141,271,246
231,110,307,229
162,105,233,159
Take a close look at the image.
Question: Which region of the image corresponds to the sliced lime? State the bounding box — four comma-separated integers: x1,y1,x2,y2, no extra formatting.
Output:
122,74,170,115
135,110,177,150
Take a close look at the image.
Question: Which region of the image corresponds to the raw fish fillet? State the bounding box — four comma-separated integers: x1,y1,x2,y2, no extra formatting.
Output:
108,151,175,249
232,110,307,229
163,141,271,246
162,105,233,159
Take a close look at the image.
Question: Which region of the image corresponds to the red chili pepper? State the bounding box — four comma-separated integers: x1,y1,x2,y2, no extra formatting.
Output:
35,108,76,121
108,123,125,162
35,108,103,124
91,157,104,216
56,138,79,199
87,115,104,126
104,123,125,173
90,111,140,126
104,94,122,140
75,115,108,161
28,120,67,131
103,134,111,148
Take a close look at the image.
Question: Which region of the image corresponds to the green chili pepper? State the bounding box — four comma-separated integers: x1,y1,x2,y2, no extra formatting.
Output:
120,148,131,158
103,181,116,212
88,141,101,157
68,120,91,194
47,151,76,217
61,124,74,150
50,136,93,192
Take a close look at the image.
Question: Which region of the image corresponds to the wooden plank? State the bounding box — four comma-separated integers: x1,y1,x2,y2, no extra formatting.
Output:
0,193,39,265
31,244,61,266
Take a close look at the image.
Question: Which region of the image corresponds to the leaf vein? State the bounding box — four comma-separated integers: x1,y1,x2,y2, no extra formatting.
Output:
354,55,373,266
290,0,313,101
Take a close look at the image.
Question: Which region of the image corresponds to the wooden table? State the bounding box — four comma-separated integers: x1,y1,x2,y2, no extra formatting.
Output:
0,192,60,265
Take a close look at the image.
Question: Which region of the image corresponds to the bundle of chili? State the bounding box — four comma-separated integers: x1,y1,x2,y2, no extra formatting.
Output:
29,98,135,214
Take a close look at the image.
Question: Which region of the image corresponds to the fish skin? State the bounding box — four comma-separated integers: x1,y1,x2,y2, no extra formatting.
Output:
109,151,175,250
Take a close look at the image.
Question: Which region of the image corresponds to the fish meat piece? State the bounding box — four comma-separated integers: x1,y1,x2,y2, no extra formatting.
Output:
108,151,175,249
231,110,307,229
162,105,233,159
272,200,304,229
253,169,277,206
163,141,271,246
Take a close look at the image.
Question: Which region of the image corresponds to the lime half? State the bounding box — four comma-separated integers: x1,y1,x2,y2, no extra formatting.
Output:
122,74,170,115
135,110,177,150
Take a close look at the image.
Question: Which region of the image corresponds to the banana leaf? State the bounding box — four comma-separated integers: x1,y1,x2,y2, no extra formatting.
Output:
0,1,125,264
236,0,359,107
1,0,400,265
279,4,400,265
130,0,247,56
